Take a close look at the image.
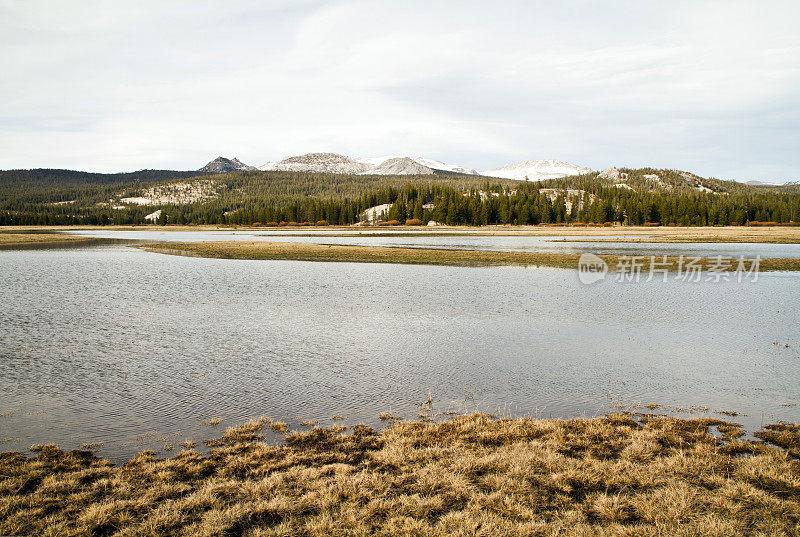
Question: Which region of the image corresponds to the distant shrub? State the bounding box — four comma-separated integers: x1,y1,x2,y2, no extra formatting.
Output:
251,222,261,227
746,221,799,227
405,219,422,226
642,222,660,227
300,221,312,226
287,221,300,226
386,220,401,226
315,220,329,226
279,221,288,226
265,222,278,227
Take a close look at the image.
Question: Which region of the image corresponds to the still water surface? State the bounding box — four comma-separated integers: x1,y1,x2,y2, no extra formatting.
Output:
65,228,800,258
1,241,799,462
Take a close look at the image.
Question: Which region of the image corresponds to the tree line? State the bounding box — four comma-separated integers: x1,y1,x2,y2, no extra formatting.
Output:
0,168,798,226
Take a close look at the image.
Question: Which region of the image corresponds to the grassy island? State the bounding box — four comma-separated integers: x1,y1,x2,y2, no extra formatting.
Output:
139,240,800,272
0,230,119,250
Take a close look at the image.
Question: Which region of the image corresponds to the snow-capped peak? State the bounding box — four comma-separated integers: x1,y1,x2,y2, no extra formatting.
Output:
260,153,371,174
358,155,480,176
254,152,590,180
410,157,479,175
259,152,481,176
481,160,592,181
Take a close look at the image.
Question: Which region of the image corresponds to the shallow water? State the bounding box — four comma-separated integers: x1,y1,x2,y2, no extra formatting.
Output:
63,228,800,258
1,242,799,463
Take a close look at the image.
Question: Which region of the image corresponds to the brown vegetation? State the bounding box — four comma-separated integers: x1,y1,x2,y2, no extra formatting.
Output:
139,240,800,272
756,423,800,459
747,221,800,227
1,414,799,536
0,230,119,250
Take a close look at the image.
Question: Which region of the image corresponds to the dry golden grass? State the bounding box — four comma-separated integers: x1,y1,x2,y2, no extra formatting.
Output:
268,421,290,434
756,423,800,459
139,240,800,272
1,414,799,536
0,231,115,249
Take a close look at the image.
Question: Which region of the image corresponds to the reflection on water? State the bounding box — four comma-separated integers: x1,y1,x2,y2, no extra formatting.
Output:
1,243,799,463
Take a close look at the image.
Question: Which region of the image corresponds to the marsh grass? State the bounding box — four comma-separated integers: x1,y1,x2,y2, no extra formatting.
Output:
0,231,123,250
756,423,800,459
139,240,800,272
1,414,799,536
268,421,289,434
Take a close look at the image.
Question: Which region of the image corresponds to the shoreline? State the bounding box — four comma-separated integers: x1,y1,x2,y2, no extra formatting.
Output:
2,413,797,535
3,224,800,243
0,230,129,250
139,240,800,272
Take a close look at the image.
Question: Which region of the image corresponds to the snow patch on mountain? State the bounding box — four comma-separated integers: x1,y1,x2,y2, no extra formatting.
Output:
745,180,783,186
360,155,480,175
259,153,478,175
412,157,479,175
255,152,590,179
355,155,403,167
259,153,480,176
482,159,591,181
260,153,371,174
367,157,435,175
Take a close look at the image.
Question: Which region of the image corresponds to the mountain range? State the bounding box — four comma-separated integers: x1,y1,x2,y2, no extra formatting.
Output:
205,152,592,181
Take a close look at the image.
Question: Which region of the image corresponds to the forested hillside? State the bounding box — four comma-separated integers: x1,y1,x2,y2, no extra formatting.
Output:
0,167,798,226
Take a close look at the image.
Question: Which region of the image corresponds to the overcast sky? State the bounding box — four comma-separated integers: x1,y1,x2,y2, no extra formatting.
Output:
1,0,799,181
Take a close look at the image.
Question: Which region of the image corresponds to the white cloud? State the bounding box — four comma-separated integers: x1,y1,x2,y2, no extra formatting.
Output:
1,0,798,180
